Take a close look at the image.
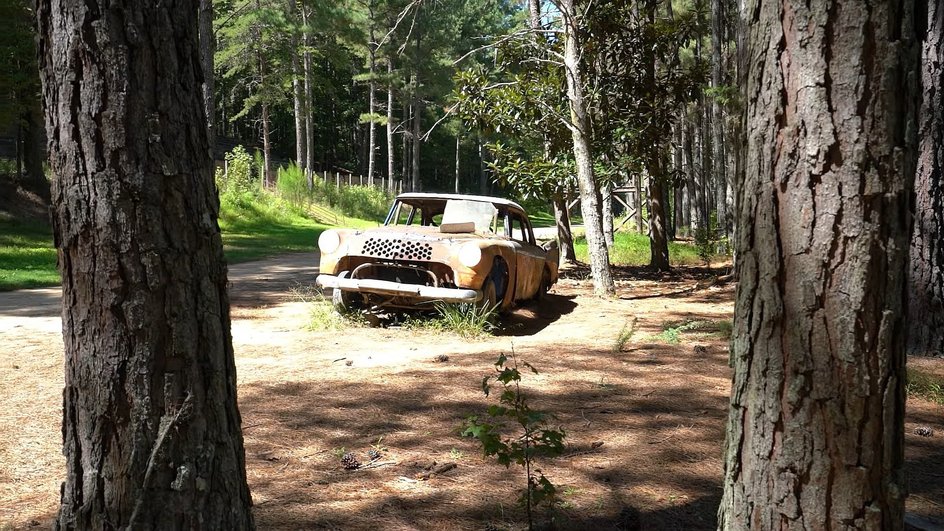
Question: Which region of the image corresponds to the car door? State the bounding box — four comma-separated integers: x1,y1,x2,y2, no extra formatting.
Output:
508,212,546,299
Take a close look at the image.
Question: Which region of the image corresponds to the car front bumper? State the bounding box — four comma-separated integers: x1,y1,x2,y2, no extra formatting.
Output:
316,274,481,304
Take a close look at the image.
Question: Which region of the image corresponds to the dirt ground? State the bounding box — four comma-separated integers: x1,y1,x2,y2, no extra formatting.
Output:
0,253,941,530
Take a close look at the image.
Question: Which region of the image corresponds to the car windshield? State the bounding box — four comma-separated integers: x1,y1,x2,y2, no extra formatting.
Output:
441,199,497,233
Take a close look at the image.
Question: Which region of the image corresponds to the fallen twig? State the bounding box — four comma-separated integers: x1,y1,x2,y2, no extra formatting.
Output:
358,460,397,470
415,462,457,480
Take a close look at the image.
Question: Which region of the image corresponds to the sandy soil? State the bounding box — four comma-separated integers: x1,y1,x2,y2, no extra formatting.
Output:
0,254,941,530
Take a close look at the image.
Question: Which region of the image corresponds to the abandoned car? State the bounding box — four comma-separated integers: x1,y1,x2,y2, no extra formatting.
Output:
316,193,559,312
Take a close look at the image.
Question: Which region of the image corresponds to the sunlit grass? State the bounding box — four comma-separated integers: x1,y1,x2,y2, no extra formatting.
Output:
574,231,706,266
0,219,59,290
908,368,944,405
0,190,380,291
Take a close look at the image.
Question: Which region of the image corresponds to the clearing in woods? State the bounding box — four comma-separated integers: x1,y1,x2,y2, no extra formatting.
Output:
0,252,941,529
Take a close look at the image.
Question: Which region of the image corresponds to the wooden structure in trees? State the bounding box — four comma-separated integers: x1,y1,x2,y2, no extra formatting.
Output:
565,182,647,233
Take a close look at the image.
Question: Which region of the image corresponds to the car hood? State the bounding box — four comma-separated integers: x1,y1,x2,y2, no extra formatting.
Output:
351,225,499,242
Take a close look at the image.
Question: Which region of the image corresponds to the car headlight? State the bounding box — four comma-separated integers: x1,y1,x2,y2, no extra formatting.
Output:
319,230,341,254
458,243,482,268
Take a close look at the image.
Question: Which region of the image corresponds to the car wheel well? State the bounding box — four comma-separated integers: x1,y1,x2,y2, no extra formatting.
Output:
489,256,509,303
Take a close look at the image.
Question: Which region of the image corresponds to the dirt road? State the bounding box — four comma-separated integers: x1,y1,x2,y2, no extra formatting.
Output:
0,254,940,530
0,252,321,332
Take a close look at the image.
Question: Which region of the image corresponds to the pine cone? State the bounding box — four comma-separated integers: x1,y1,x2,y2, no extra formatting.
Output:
914,426,935,437
367,448,381,461
340,452,361,470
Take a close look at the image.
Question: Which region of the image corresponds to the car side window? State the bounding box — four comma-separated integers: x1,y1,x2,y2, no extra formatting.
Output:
511,215,529,243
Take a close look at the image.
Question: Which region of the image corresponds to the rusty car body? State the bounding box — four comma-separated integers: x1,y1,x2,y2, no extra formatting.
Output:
316,193,559,312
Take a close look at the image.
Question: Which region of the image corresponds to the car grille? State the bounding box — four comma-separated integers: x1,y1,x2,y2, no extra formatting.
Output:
361,238,434,261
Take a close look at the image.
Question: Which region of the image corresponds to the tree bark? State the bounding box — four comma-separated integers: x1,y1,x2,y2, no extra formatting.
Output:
718,0,919,528
36,0,255,528
561,0,614,296
909,1,944,357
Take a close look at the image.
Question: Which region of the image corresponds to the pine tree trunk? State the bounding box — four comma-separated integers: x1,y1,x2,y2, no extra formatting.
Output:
478,132,487,194
302,7,315,179
401,102,410,188
261,101,272,187
718,0,918,527
387,59,396,193
644,0,670,270
291,47,307,172
602,181,614,248
411,92,421,192
634,173,643,233
289,0,305,173
685,112,700,234
648,166,670,271
553,194,576,263
710,0,727,237
454,135,460,193
23,104,48,199
198,0,215,150
909,1,944,357
561,0,613,296
367,9,377,186
36,0,255,528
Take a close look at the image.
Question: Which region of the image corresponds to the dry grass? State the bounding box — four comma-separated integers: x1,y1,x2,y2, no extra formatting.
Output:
1,268,941,530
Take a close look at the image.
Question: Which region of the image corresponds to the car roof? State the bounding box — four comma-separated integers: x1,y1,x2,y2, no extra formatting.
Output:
395,193,526,213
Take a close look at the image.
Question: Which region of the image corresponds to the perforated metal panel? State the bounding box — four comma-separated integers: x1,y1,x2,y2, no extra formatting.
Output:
361,238,434,261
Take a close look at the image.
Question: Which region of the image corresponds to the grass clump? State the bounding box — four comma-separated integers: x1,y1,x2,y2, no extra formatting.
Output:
293,287,366,330
404,302,498,338
907,369,944,405
574,231,706,267
612,317,638,352
655,319,733,344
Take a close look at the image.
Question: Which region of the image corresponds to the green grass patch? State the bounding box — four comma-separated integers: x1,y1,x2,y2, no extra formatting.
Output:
907,368,944,405
0,219,59,290
217,190,328,263
574,231,706,267
0,189,381,291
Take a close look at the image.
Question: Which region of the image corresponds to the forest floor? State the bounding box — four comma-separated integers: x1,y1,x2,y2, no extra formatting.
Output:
0,253,941,530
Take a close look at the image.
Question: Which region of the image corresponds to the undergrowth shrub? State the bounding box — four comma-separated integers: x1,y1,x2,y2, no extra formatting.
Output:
216,145,256,196
277,163,310,209
464,351,566,530
310,179,390,221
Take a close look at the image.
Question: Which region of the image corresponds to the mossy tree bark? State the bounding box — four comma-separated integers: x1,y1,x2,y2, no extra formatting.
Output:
719,0,919,528
37,0,255,528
